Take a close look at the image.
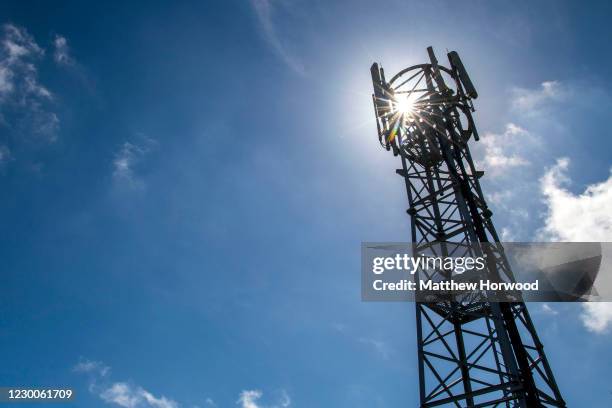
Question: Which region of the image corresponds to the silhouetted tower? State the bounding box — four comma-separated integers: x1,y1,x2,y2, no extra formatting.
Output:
370,47,565,407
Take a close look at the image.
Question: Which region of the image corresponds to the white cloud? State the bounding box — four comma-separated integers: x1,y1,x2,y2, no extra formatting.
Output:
1,24,47,98
99,384,178,408
53,34,73,65
73,359,111,377
238,390,262,408
2,24,43,61
500,227,515,241
539,158,612,242
236,390,291,408
539,158,612,333
74,359,179,408
580,303,612,334
101,383,142,408
113,142,142,184
0,23,58,143
486,190,513,206
0,65,12,93
249,0,305,75
478,123,532,176
139,389,179,408
541,303,559,316
511,80,567,114
113,137,157,189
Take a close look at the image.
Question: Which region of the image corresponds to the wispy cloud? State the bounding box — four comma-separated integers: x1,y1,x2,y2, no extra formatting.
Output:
0,22,72,174
0,23,59,143
100,383,143,408
277,391,290,408
237,389,291,408
113,142,145,185
101,383,179,408
113,136,157,190
74,360,291,408
73,359,179,408
541,303,559,316
511,80,567,115
500,227,516,241
53,34,74,65
473,80,571,239
249,0,305,75
73,358,111,377
478,123,533,176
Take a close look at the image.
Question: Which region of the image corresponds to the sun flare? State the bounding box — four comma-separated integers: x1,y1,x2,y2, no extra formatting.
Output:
394,94,416,115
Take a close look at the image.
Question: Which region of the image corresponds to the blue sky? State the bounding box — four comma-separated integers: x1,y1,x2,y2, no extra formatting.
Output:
0,0,612,407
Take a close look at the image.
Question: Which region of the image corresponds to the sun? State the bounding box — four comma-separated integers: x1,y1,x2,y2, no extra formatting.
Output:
394,93,416,115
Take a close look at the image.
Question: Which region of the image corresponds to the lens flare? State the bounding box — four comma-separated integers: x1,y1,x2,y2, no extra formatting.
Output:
393,93,418,118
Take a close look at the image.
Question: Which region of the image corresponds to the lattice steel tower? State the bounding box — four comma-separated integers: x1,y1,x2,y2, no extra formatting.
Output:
370,47,565,407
